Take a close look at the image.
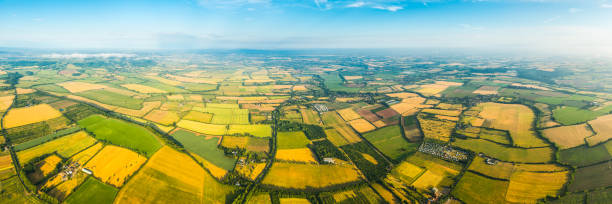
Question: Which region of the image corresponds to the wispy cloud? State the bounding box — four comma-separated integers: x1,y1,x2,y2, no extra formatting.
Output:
197,0,270,9
602,4,612,8
372,5,403,12
346,1,366,8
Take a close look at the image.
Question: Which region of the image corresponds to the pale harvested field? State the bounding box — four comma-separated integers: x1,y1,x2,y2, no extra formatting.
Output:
390,103,419,115
348,119,376,133
0,95,14,111
337,108,361,121
144,109,180,126
586,114,612,146
343,76,363,80
421,108,461,116
418,117,455,142
16,88,35,94
417,84,450,96
436,115,459,121
115,101,161,117
473,86,499,95
146,75,182,86
115,146,206,204
292,85,308,91
386,92,419,99
262,162,361,189
84,145,147,187
541,124,593,149
276,148,318,163
3,104,62,128
59,81,107,93
478,102,547,148
121,84,166,93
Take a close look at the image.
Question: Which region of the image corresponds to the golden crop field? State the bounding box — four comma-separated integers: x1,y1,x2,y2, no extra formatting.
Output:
505,171,568,203
586,114,612,146
361,153,378,165
120,84,166,93
435,115,459,121
59,81,108,93
386,92,419,99
17,131,97,164
348,119,376,133
390,102,419,115
84,145,147,187
324,129,349,146
115,146,206,204
69,143,103,165
280,198,311,204
38,155,62,177
144,109,180,126
321,112,362,143
292,85,307,91
416,83,451,96
421,108,461,116
235,162,266,180
191,153,228,179
276,148,318,163
166,94,184,101
0,154,13,179
46,171,88,201
391,161,425,184
418,117,455,142
477,102,547,148
3,104,63,128
182,111,214,123
337,108,361,121
115,101,161,117
411,170,444,190
176,120,227,135
0,95,15,111
541,124,593,149
262,162,361,189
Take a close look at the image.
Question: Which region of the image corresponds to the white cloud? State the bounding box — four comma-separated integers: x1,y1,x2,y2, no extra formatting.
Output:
346,1,366,8
372,5,403,12
602,4,612,8
568,8,582,13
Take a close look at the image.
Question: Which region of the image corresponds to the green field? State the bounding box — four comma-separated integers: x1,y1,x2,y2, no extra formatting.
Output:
553,106,612,125
76,89,144,109
452,172,509,204
33,84,70,93
0,176,43,203
453,138,553,163
362,125,418,162
569,161,612,192
170,129,236,170
140,81,187,93
195,105,249,124
227,124,272,137
78,115,161,157
64,177,118,204
558,141,612,167
277,131,311,149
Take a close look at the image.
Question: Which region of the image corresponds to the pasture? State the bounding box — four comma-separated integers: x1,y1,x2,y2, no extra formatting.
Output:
171,129,236,170
177,120,227,135
452,138,553,163
568,161,612,192
452,172,509,204
78,115,161,157
541,124,593,149
476,102,547,148
558,140,612,167
277,131,311,149
261,162,361,189
84,145,147,187
362,125,418,161
64,177,118,204
17,131,96,165
115,147,206,204
3,104,62,128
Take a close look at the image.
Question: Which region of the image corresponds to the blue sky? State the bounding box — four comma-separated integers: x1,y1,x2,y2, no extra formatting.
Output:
0,0,611,54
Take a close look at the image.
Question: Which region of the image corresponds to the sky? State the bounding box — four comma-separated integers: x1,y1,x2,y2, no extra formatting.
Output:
0,0,611,55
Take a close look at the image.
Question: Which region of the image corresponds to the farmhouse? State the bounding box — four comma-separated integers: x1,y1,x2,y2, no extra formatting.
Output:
323,158,335,164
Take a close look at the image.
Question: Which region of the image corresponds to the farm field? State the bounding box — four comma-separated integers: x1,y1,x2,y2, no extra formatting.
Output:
84,145,147,187
586,114,612,146
64,177,118,204
476,102,547,148
557,140,612,167
261,162,361,189
418,115,454,142
541,124,593,149
220,135,269,152
177,119,227,135
453,138,553,163
75,89,144,109
362,125,418,161
505,171,568,203
143,109,180,126
3,104,62,128
120,83,166,93
347,118,376,133
78,114,161,157
321,111,362,143
182,110,213,123
568,161,612,192
69,142,103,167
170,129,236,170
452,172,509,204
300,108,321,125
227,124,272,137
17,131,96,164
276,148,318,163
277,131,311,149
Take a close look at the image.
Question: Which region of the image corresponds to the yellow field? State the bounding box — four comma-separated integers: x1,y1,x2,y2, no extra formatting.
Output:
586,114,612,146
262,162,361,189
166,94,184,101
47,171,87,201
115,146,206,204
372,120,386,127
59,81,107,93
39,155,62,177
371,183,397,204
176,120,227,135
0,154,13,178
416,84,450,96
293,85,308,91
418,117,454,142
66,95,118,111
324,129,349,146
69,142,103,165
146,75,182,86
505,171,568,203
276,148,317,163
0,95,14,111
191,153,228,179
348,119,376,133
337,108,361,121
421,108,461,116
361,153,378,165
115,101,161,117
541,124,592,149
411,170,444,190
17,131,97,164
121,84,166,93
386,92,419,99
280,198,311,204
436,115,459,121
390,103,418,115
144,109,180,126
182,110,213,123
84,145,147,187
392,161,425,184
3,104,62,128
477,102,547,148
235,162,266,180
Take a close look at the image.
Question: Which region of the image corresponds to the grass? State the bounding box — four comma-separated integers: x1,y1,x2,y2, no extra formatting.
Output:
64,177,118,204
362,125,418,162
277,131,311,149
84,145,147,187
170,129,236,170
553,106,607,125
78,115,161,157
261,162,361,189
453,138,553,163
17,131,97,165
227,124,272,137
75,89,143,109
452,172,509,204
558,141,612,167
468,156,515,179
568,161,612,192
